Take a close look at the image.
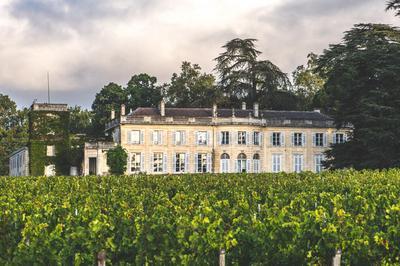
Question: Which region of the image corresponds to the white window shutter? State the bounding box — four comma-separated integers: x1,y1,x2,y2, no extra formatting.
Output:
163,153,167,173
182,131,186,145
194,153,198,173
227,160,230,173
291,133,295,146
218,132,222,145
302,133,306,146
127,131,131,144
173,131,177,145
172,153,176,173
127,153,131,173
235,160,239,173
140,131,144,144
323,133,327,147
150,154,154,172
270,132,274,145
140,153,145,172
151,130,154,144
207,153,212,173
281,133,285,146
246,132,250,145
185,153,189,172
312,133,316,147
207,131,211,145
160,131,163,145
195,131,199,145
260,132,263,146
344,133,348,142
333,133,336,144
231,131,236,145
246,159,251,173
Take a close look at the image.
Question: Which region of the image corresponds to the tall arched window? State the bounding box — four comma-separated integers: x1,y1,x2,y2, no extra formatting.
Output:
253,154,260,173
237,153,248,173
220,153,230,173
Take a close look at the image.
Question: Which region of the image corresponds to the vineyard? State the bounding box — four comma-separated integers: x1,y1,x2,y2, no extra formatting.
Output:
1,170,400,265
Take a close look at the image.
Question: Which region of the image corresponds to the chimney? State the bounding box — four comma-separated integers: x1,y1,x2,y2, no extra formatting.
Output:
111,108,115,120
254,102,259,118
121,104,126,116
212,103,217,117
160,100,165,117
314,109,321,113
242,102,246,110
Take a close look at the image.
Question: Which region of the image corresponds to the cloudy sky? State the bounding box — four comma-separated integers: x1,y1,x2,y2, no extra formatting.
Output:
1,0,398,109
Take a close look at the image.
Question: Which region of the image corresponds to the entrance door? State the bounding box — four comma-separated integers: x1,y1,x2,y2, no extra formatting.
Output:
89,157,97,175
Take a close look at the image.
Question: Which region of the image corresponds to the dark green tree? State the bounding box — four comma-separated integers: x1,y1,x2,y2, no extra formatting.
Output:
0,94,28,175
126,73,162,112
317,24,400,169
214,38,291,109
91,83,127,137
106,145,128,175
387,0,400,16
68,106,93,135
167,61,222,107
292,53,326,110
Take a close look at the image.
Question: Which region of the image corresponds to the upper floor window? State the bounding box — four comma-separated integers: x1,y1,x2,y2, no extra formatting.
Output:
314,133,325,147
46,145,56,157
333,133,346,144
128,130,142,144
197,131,208,145
293,133,305,147
272,132,284,146
174,131,185,145
238,131,247,145
152,131,162,145
220,131,230,145
253,132,261,146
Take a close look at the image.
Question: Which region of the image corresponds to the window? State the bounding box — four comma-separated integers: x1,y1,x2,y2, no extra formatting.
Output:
253,154,260,173
175,153,186,173
196,153,210,173
220,131,230,145
237,153,247,173
293,154,304,173
46,145,56,157
314,154,324,173
272,132,284,146
272,154,282,173
314,133,325,147
220,153,230,173
152,131,162,145
174,131,185,145
197,131,208,145
130,152,142,173
334,133,345,144
253,132,261,146
129,130,141,144
293,133,304,146
153,152,163,173
238,131,247,145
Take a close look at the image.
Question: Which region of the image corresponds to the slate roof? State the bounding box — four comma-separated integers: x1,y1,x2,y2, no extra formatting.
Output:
128,107,333,121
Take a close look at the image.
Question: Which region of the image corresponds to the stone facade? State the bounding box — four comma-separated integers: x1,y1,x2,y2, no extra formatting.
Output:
84,103,350,175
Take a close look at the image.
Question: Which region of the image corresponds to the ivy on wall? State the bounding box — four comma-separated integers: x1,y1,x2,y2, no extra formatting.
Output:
28,110,71,176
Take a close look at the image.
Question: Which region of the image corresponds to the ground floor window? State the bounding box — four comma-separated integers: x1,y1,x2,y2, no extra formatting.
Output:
293,154,304,173
153,152,163,173
314,154,324,173
196,153,208,173
253,154,260,173
175,153,186,173
130,152,142,173
272,154,282,173
237,153,247,173
220,153,230,173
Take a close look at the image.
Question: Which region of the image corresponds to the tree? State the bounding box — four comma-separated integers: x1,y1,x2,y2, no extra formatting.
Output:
126,73,162,112
69,106,93,135
214,38,291,109
387,0,400,16
106,145,128,175
0,94,28,175
91,83,127,137
292,53,326,110
166,62,222,107
317,24,400,169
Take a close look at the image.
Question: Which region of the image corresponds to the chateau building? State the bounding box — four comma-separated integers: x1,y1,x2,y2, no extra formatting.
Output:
83,102,349,175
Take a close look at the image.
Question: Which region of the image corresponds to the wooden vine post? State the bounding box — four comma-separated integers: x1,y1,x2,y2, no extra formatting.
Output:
219,249,226,266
